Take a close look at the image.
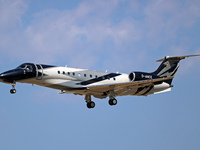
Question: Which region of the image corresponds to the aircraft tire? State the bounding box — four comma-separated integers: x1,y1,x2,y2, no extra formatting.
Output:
10,89,16,94
109,98,117,106
87,101,95,109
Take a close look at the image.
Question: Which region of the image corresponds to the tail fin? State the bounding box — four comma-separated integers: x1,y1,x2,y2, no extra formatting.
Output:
153,54,200,84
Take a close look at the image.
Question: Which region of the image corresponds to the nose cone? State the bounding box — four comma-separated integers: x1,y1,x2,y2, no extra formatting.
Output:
0,69,25,80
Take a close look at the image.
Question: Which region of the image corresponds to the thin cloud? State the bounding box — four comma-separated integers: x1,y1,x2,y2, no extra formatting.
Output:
0,0,199,73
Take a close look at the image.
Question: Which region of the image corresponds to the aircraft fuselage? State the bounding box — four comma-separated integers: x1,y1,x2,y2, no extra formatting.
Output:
1,54,199,108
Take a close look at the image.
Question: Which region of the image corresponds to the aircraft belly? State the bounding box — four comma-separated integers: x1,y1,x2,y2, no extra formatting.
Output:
116,88,137,96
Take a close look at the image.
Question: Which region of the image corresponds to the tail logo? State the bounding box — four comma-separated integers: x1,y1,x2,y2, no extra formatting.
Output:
165,62,169,66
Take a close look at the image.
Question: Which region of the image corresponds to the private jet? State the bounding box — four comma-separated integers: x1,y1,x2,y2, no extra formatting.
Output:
0,54,199,108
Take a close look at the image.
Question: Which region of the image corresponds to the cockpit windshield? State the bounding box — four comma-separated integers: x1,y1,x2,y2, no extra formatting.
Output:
17,64,33,72
17,64,26,69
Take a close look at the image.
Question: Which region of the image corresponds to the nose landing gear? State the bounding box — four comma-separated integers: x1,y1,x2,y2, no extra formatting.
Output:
10,89,16,94
10,85,16,94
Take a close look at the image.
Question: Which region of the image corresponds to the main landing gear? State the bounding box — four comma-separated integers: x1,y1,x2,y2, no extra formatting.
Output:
109,98,117,106
108,90,117,106
87,101,95,109
85,95,95,109
85,94,118,109
10,85,16,94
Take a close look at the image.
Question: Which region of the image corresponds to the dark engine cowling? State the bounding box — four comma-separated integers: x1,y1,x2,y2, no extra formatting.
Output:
129,72,158,81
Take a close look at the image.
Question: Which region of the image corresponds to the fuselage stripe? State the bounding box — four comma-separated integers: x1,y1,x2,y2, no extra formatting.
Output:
79,73,121,85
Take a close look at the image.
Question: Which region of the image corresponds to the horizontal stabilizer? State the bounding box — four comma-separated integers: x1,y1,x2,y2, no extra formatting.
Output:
156,54,200,62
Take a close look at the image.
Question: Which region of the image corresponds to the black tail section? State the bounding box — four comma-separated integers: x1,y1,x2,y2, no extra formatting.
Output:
153,54,200,84
153,56,180,77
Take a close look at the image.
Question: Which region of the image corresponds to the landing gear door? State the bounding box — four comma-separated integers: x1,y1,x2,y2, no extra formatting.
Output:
34,64,43,80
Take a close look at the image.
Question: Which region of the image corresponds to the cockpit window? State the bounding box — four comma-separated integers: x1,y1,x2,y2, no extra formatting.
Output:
26,65,33,71
17,64,33,72
17,64,26,69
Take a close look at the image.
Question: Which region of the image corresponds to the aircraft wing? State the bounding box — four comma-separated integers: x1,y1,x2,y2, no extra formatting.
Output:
86,77,173,93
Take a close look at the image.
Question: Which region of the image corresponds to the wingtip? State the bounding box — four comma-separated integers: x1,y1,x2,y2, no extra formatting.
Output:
156,59,164,62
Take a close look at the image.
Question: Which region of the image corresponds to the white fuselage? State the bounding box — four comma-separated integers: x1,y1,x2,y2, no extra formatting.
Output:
17,66,171,98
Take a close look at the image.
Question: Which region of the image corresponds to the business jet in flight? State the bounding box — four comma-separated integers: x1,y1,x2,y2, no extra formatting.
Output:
0,54,199,108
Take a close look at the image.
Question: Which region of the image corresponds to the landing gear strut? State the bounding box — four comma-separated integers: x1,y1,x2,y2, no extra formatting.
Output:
85,95,95,109
84,92,118,108
10,85,16,94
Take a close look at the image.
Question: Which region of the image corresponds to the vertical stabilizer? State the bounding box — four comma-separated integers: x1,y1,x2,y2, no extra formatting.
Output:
153,54,200,84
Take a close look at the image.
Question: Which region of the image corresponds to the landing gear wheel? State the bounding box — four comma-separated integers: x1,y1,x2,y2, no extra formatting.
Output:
10,89,16,94
109,98,117,106
87,101,95,109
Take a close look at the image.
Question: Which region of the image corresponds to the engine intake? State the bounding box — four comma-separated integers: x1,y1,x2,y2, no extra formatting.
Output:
129,72,135,81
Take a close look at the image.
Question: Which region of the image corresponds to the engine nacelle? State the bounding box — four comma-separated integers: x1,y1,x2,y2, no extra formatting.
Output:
129,72,158,81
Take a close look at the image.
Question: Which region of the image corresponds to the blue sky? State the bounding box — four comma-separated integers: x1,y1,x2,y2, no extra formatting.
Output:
0,0,200,150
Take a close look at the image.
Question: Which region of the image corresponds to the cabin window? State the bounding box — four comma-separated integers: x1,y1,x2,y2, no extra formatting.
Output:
95,75,98,78
68,72,70,75
73,72,75,76
58,71,60,74
84,74,86,77
90,75,92,78
63,71,65,74
113,78,116,80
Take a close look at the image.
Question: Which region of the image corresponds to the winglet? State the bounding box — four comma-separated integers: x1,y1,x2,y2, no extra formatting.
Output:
156,54,200,62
